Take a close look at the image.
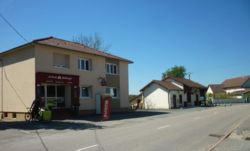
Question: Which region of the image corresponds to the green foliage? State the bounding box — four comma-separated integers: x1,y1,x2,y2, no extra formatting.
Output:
214,93,236,99
206,99,213,106
206,92,240,100
45,102,55,111
205,93,213,106
243,93,250,99
162,65,187,79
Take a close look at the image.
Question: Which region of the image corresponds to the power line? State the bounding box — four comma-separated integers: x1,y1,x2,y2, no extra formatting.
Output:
0,13,28,42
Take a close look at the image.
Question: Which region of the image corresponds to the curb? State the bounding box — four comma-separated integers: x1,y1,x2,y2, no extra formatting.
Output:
207,114,250,151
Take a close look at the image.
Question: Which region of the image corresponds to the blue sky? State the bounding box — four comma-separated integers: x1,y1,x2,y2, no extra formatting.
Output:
1,0,250,94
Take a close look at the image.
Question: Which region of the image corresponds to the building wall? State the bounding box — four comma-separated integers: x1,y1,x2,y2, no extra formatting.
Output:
105,58,121,111
225,88,245,94
0,57,2,117
35,44,129,111
119,61,129,109
169,91,185,108
206,87,213,95
0,46,36,114
143,83,170,109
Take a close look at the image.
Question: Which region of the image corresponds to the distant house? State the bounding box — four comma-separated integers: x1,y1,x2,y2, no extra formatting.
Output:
207,84,225,101
207,84,225,94
140,76,206,109
222,76,250,98
206,75,250,102
129,94,143,109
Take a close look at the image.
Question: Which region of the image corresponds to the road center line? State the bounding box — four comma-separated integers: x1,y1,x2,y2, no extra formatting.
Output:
76,144,98,151
157,125,171,130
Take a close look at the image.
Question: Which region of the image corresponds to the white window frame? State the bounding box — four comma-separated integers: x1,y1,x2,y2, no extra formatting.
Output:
106,87,119,99
79,58,90,71
80,86,92,99
106,63,118,75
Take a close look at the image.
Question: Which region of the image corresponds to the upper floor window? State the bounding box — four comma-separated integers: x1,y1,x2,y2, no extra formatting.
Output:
106,63,118,75
78,58,91,71
53,53,69,68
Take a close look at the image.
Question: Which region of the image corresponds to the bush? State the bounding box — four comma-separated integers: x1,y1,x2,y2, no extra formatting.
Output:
205,99,213,107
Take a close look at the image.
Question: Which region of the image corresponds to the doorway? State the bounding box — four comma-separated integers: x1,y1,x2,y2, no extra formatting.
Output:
187,92,191,103
173,95,177,108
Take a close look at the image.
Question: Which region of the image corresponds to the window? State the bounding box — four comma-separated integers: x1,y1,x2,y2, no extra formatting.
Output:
4,112,8,118
80,86,92,98
47,85,56,97
106,63,118,75
106,87,119,98
46,85,66,108
53,53,69,68
179,95,183,104
12,113,16,119
79,58,91,71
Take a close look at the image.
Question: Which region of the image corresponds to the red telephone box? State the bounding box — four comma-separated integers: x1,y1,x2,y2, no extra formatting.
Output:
101,95,111,121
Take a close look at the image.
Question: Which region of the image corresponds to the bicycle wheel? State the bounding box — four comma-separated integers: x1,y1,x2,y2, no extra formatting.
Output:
24,112,32,121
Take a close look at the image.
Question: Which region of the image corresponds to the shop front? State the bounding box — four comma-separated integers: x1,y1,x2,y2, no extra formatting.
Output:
36,72,79,118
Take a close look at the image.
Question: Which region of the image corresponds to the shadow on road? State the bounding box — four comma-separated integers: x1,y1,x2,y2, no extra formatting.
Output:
79,110,170,122
0,110,169,130
0,121,103,131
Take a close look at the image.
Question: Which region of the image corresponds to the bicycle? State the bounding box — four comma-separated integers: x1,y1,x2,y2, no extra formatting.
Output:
25,99,43,121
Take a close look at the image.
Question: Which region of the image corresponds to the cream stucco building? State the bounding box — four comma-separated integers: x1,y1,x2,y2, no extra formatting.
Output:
140,77,206,109
0,37,132,120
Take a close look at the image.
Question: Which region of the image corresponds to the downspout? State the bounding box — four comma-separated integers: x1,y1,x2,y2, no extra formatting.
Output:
0,58,3,119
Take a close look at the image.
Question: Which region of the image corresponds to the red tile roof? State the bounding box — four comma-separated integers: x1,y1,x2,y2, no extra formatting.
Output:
34,37,133,63
208,84,225,93
163,76,206,89
0,37,133,63
222,76,250,89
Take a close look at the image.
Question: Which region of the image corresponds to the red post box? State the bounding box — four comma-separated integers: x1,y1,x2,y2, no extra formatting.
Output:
101,95,111,121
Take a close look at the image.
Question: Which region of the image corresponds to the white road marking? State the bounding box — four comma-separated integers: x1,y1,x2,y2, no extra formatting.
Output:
157,125,171,130
76,144,98,151
20,130,30,134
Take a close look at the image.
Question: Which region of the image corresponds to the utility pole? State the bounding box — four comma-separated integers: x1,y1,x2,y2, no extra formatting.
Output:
187,72,192,80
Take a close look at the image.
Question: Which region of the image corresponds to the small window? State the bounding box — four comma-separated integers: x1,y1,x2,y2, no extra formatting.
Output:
80,86,92,98
106,87,119,98
106,63,118,75
53,53,69,68
12,113,16,118
4,112,8,118
79,58,91,71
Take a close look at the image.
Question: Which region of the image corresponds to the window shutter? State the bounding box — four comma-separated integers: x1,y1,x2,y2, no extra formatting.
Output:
78,59,81,70
88,59,92,71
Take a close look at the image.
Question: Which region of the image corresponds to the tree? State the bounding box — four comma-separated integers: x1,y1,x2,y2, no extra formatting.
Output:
72,33,110,51
162,65,187,79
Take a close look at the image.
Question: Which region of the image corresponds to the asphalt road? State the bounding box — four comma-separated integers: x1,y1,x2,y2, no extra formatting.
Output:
1,104,250,151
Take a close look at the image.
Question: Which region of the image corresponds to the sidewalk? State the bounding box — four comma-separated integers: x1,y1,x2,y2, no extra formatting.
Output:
214,116,250,151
